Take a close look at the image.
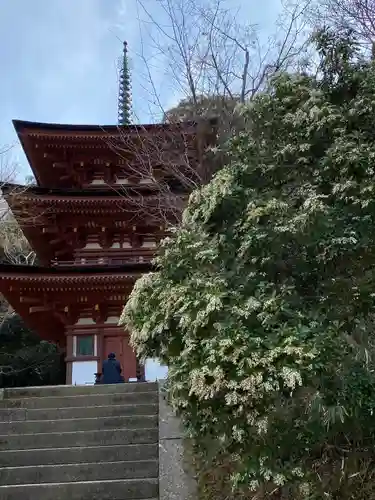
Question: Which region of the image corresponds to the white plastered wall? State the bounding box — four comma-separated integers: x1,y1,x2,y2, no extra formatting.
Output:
72,361,97,385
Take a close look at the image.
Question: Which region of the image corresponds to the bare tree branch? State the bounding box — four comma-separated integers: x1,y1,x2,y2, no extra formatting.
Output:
130,0,312,117
309,0,375,54
101,120,218,229
0,154,36,264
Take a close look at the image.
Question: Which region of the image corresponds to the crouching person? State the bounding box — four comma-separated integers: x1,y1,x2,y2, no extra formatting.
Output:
102,353,125,384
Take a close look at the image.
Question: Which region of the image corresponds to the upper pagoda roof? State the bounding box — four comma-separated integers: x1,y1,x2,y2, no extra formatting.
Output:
13,118,217,189
13,119,201,133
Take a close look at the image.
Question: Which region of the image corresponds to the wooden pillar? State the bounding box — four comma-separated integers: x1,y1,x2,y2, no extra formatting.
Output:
123,334,137,381
65,333,73,385
97,324,104,376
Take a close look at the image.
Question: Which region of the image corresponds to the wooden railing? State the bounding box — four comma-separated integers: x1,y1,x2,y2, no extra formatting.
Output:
52,255,153,267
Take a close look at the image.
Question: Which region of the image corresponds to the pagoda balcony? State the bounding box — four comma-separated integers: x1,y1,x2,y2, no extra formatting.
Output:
52,249,154,267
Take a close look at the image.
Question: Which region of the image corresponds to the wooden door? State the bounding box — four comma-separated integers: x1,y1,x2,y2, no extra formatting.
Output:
103,334,137,382
103,336,123,375
104,336,123,360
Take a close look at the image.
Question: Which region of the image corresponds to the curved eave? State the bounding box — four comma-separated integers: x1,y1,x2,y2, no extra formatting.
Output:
1,182,188,198
13,118,207,134
0,263,154,283
12,118,218,188
0,262,154,344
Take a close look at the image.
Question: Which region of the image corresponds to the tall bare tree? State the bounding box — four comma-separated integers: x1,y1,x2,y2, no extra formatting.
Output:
103,119,218,228
133,0,312,118
0,148,36,329
108,0,314,226
0,145,17,218
309,0,375,54
0,148,35,267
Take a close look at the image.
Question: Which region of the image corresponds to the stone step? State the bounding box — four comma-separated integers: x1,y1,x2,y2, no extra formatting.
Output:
0,403,158,422
0,443,158,467
0,414,158,435
2,382,157,399
0,427,158,451
0,459,158,485
0,391,158,410
0,478,158,500
0,409,25,423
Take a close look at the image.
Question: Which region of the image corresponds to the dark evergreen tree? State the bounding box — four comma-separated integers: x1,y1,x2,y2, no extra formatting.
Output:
0,314,65,388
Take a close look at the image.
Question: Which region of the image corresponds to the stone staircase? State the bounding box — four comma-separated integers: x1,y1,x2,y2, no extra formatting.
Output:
0,383,159,500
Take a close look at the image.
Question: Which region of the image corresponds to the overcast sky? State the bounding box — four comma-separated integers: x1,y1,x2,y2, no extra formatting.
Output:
0,0,282,179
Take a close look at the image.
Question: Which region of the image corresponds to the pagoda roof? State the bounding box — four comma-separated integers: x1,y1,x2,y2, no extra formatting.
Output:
0,263,152,344
13,119,217,188
2,181,183,224
0,262,153,280
13,119,200,134
1,182,186,198
2,183,175,265
2,182,184,224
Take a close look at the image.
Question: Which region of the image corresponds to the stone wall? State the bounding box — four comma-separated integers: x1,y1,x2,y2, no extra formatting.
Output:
158,380,197,500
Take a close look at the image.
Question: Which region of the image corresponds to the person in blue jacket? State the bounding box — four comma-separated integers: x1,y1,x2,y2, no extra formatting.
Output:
102,353,124,384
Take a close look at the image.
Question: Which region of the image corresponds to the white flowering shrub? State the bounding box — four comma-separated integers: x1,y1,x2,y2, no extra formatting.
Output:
120,31,375,499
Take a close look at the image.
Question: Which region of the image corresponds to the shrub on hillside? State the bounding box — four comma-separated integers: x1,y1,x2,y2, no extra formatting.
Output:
121,30,375,498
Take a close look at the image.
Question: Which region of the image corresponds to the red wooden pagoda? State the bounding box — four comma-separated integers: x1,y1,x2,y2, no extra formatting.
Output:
0,118,216,384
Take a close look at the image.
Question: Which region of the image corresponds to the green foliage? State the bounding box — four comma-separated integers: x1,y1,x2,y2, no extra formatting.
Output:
165,94,243,147
164,94,239,122
0,314,65,388
121,30,375,498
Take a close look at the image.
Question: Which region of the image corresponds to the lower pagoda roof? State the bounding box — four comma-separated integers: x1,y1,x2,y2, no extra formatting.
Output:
0,262,153,279
0,263,153,344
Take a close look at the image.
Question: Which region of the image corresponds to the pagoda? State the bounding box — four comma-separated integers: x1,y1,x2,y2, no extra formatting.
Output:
0,42,217,385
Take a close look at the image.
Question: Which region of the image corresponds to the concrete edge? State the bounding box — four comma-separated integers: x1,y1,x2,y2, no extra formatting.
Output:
158,379,197,500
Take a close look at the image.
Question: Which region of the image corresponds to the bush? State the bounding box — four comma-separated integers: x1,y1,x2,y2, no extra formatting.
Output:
121,30,375,498
0,314,65,388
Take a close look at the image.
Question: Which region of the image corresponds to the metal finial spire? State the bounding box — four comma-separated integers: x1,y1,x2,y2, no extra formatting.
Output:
118,41,132,125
